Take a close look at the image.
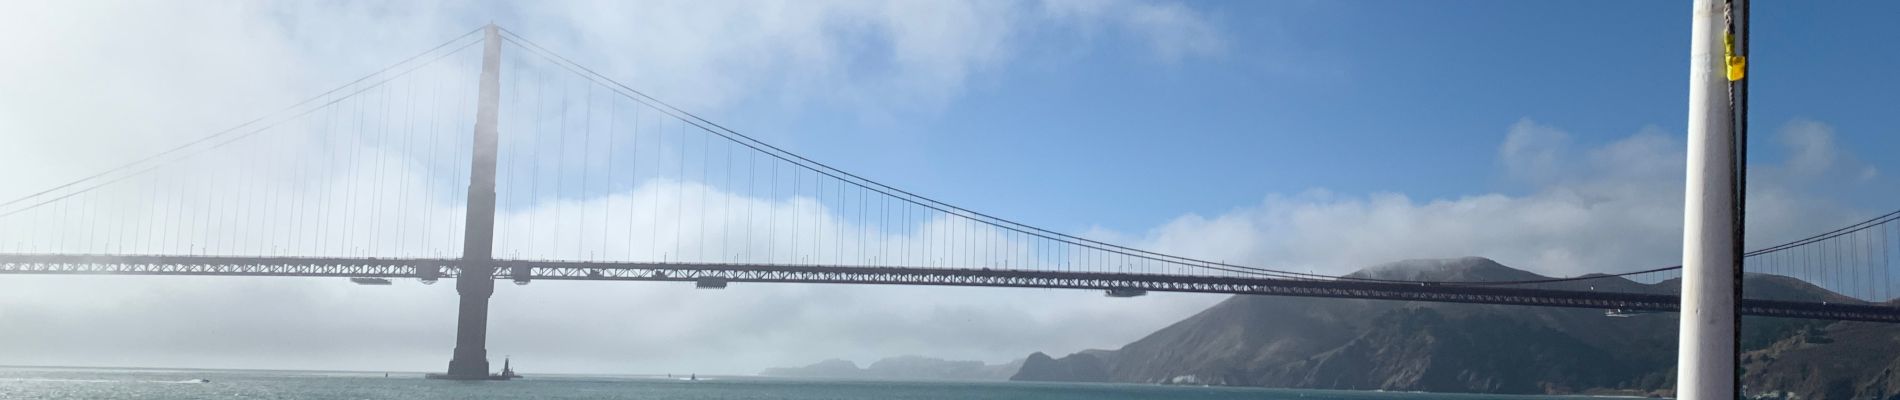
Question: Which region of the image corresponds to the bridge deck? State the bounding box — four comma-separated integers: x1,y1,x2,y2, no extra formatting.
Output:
4,253,1894,323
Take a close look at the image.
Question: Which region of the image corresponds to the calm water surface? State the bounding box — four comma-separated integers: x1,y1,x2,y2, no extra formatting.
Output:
0,367,1611,400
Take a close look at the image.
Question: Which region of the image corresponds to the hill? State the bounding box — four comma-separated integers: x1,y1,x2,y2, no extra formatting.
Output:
1011,257,1891,397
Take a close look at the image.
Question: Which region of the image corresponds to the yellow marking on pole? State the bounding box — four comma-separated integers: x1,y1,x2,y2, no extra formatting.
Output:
1725,33,1747,81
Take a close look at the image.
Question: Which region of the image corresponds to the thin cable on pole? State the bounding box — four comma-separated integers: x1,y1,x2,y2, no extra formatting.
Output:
1728,0,1749,377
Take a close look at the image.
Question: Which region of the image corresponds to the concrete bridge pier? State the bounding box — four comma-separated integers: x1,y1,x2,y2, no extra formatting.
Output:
445,264,496,378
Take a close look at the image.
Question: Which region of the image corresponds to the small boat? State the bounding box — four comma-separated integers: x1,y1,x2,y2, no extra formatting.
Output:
423,357,523,380
495,357,522,380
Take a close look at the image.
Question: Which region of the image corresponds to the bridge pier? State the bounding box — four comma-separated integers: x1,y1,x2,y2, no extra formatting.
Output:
445,264,496,378
438,23,504,380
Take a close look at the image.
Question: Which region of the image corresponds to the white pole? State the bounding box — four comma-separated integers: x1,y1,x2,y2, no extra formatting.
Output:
1676,0,1736,398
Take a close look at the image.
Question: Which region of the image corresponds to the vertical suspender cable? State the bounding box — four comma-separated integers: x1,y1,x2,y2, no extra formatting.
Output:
766,155,775,263
726,133,734,262
747,149,756,262
372,82,392,254
627,102,640,261
835,178,842,265
631,103,642,260
606,90,617,261
675,120,684,261
556,76,570,259
529,68,546,258
653,112,665,260
504,54,522,257
701,124,711,261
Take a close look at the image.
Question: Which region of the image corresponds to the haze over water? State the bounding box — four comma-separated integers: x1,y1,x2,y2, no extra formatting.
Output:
0,367,1592,400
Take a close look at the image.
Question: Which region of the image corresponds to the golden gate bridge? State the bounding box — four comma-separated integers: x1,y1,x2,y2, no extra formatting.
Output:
1,24,1893,380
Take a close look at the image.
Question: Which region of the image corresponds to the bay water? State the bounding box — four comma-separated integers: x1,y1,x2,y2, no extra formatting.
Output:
0,367,1615,400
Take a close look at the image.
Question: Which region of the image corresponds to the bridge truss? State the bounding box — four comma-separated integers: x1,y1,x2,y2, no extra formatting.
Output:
4,253,1896,323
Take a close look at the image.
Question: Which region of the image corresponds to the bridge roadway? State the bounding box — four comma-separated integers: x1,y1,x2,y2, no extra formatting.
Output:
3,253,1895,323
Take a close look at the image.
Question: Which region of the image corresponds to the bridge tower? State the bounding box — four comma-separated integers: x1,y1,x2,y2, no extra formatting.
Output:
444,23,505,380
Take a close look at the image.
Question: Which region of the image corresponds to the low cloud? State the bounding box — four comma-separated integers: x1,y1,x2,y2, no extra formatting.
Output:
0,2,1888,378
0,0,1235,371
1101,119,1889,279
5,115,1882,375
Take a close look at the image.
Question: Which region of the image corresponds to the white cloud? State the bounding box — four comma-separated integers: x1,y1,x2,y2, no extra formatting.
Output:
514,0,1225,122
1041,0,1227,63
1120,2,1228,62
1498,118,1572,184
0,1,1230,199
0,171,1218,373
0,1,1235,374
3,1,1884,379
1780,119,1838,176
1770,118,1883,186
1105,119,1888,280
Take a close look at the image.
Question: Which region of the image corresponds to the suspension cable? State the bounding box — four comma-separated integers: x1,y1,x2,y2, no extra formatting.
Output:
0,27,486,218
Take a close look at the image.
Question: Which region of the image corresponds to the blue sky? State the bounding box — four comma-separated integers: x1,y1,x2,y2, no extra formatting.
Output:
633,1,1900,234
